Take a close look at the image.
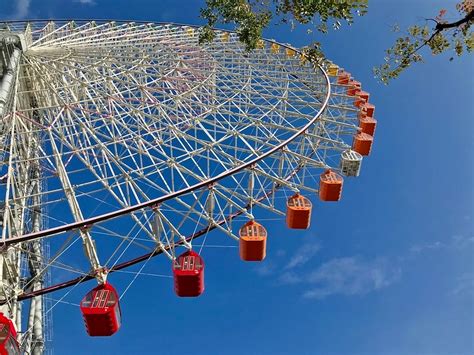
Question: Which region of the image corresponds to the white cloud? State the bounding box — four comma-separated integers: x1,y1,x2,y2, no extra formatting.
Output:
451,273,474,296
284,242,321,270
409,234,473,255
409,241,444,254
257,233,472,301
74,0,96,4
13,0,30,19
451,234,474,248
255,237,399,300
275,249,287,257
256,241,320,278
254,262,275,277
278,271,302,284
302,257,401,299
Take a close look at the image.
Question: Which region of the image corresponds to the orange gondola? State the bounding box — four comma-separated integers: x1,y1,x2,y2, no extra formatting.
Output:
354,90,370,108
352,132,374,156
337,71,351,85
357,90,370,102
360,102,375,118
359,116,377,136
347,80,361,96
286,194,312,229
239,220,267,261
319,170,344,201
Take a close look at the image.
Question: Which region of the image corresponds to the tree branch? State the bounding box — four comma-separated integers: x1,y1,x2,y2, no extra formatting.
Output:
435,9,474,30
386,9,473,78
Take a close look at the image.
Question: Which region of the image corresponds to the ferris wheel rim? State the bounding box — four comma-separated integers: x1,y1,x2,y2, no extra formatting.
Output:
1,19,332,246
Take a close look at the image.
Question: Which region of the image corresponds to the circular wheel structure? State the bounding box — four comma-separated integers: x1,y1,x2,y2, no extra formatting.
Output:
0,20,376,353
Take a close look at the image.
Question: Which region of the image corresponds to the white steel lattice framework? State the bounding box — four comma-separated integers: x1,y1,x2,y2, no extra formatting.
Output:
0,20,370,354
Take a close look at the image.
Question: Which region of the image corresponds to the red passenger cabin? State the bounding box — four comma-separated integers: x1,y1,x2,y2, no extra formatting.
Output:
319,170,344,201
358,102,377,136
337,71,351,85
352,132,374,156
347,80,361,96
286,194,312,229
359,116,377,136
354,90,370,108
173,250,205,297
360,102,375,118
0,313,19,355
239,220,267,261
80,283,121,337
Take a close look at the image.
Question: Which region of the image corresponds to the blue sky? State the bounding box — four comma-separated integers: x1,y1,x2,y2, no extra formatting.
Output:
1,1,473,354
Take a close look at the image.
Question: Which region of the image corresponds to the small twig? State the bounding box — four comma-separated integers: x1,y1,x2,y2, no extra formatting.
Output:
425,18,440,25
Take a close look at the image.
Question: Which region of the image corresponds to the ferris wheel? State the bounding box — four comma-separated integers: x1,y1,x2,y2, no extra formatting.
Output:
0,20,377,354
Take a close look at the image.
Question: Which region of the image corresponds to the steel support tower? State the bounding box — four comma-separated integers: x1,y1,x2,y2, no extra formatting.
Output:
1,31,48,355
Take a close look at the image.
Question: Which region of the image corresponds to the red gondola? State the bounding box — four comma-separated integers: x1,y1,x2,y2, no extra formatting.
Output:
0,313,19,355
354,90,370,108
358,90,370,102
347,80,361,96
319,170,344,201
286,194,312,229
173,250,205,297
80,283,121,337
337,71,351,85
352,132,374,156
239,220,267,261
360,102,375,118
359,116,377,136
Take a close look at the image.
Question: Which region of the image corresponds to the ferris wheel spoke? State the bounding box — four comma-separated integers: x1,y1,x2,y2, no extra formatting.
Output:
38,23,148,48
46,129,104,274
29,21,83,47
42,121,230,258
33,21,128,48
